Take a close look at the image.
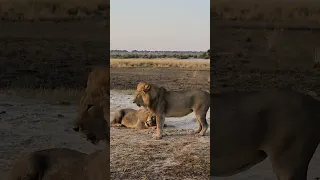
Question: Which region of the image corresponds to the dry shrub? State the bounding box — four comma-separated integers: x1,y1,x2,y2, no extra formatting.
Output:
110,58,210,70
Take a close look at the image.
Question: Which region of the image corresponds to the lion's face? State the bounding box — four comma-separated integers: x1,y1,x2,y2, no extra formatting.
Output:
133,82,152,107
146,113,156,127
73,95,108,145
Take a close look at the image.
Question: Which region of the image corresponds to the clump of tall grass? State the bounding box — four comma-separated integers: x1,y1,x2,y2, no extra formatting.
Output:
110,58,210,70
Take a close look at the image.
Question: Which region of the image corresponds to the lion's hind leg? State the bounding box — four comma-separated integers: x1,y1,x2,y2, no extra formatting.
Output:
194,91,210,136
194,107,209,136
111,109,125,124
267,138,318,180
194,115,208,136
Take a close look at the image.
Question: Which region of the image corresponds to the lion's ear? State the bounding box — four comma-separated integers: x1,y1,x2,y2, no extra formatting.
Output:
136,80,143,85
143,84,151,92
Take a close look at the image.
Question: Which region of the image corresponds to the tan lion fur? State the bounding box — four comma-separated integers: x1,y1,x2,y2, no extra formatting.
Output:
211,89,320,180
111,108,168,129
133,81,210,139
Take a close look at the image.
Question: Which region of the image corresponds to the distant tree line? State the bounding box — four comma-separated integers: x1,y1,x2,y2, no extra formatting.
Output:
111,50,210,59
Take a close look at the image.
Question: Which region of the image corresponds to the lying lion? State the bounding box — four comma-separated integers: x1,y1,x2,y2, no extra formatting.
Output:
111,108,167,129
8,148,87,180
211,89,320,180
133,81,210,139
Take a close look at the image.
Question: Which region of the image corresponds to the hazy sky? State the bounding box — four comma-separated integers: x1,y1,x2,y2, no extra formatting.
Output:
111,0,210,51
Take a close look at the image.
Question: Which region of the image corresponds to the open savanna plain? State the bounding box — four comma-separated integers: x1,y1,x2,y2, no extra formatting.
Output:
110,58,210,179
212,1,320,179
0,1,109,179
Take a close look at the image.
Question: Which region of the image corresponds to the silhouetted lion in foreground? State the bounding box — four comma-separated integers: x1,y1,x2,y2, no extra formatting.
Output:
211,89,320,180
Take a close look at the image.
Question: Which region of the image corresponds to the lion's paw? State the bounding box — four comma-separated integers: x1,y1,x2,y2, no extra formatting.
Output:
152,134,162,140
195,133,205,137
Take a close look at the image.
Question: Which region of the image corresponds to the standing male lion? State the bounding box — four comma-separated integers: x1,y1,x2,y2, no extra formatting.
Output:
133,81,210,139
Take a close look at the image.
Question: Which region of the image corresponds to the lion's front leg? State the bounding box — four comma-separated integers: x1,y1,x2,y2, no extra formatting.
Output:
110,123,125,128
153,114,165,140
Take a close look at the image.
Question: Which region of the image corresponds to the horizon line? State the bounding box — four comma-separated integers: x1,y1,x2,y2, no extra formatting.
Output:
110,49,209,52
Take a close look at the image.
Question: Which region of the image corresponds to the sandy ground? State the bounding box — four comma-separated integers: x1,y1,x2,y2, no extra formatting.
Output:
110,91,210,180
0,93,104,179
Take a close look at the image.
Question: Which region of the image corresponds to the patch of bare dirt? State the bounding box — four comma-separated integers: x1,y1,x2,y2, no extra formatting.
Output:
110,67,210,91
110,128,210,180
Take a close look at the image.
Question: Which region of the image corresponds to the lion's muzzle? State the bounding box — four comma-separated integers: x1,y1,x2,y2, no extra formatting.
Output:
133,99,141,107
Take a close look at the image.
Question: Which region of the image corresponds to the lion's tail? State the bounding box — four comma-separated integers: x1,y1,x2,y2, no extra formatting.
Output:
111,109,125,124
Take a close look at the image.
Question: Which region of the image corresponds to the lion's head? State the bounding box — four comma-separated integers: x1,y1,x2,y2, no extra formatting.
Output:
133,82,160,107
73,95,109,145
145,110,157,127
73,67,110,145
133,82,151,107
133,81,167,112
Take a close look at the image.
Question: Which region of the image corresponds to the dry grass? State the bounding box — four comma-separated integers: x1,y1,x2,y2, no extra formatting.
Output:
111,89,135,95
212,0,320,23
0,0,109,20
0,87,83,104
110,58,210,70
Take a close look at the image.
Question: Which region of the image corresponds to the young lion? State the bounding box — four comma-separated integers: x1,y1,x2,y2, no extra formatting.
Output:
133,81,210,139
111,108,167,129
